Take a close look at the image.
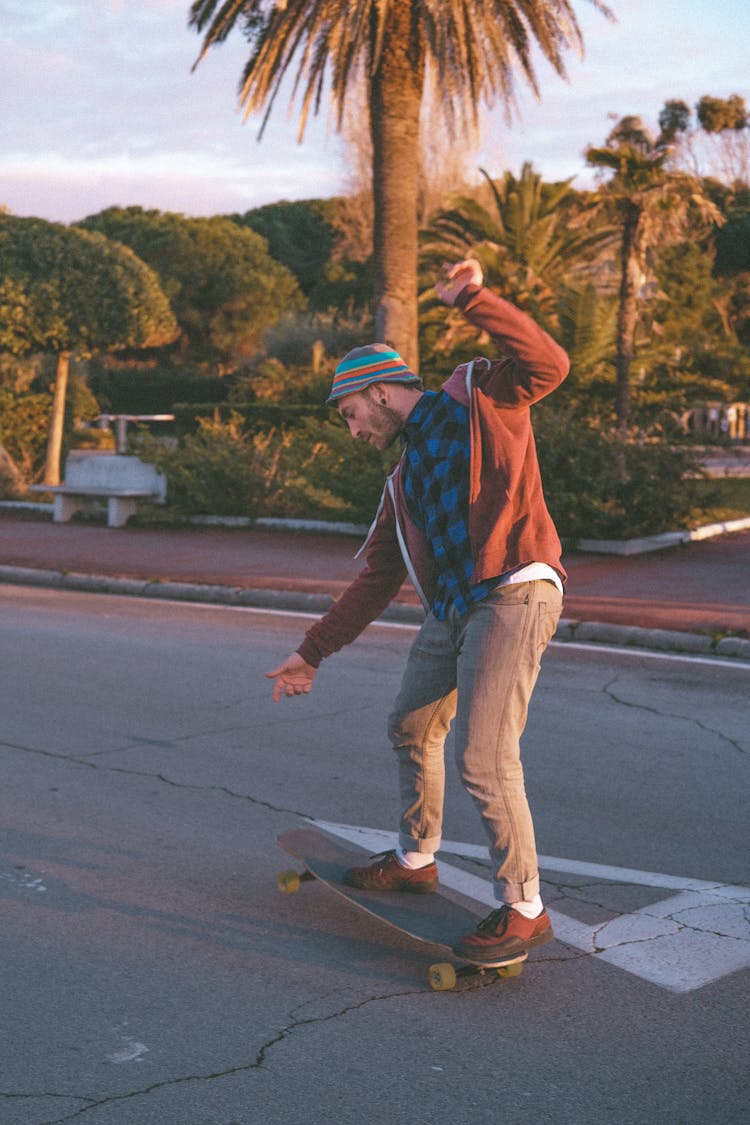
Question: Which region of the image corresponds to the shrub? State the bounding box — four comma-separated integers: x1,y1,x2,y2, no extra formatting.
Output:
136,416,267,517
535,407,706,539
259,309,375,371
0,389,52,490
70,426,116,452
136,401,710,539
284,417,394,521
171,401,328,438
136,412,390,522
233,358,331,405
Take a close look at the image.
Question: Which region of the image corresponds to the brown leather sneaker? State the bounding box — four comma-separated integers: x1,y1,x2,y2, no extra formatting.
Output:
343,850,439,894
453,904,553,964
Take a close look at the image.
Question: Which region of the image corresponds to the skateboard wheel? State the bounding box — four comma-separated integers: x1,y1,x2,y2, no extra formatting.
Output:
496,962,523,979
428,963,457,991
277,869,301,895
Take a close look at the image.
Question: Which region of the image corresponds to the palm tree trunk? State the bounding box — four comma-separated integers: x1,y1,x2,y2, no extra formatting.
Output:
615,204,642,441
44,350,71,486
369,0,424,372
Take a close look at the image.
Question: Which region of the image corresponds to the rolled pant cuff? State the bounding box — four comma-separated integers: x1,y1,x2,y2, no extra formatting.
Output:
496,875,540,904
398,832,441,856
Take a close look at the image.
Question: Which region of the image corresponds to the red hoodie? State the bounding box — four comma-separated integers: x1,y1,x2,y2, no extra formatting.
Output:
297,283,569,668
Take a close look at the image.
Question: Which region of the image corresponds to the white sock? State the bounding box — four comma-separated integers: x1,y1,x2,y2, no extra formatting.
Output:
509,894,543,919
396,846,435,870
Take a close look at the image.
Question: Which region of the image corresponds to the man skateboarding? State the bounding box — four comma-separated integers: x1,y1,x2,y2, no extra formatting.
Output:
267,258,567,965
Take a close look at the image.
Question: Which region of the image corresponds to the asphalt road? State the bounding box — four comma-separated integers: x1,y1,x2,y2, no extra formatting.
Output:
1,586,748,1125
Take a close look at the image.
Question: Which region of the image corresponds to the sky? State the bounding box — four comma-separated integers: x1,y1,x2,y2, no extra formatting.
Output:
1,0,748,225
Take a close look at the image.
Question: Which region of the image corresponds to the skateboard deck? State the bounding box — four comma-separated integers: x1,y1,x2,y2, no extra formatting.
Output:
277,827,526,990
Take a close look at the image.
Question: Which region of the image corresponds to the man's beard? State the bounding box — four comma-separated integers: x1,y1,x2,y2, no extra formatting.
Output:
362,398,403,449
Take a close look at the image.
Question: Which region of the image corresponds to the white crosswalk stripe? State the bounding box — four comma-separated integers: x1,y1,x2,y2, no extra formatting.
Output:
314,819,750,993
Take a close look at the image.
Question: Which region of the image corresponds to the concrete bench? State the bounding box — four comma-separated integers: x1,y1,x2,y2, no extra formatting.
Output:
31,452,167,528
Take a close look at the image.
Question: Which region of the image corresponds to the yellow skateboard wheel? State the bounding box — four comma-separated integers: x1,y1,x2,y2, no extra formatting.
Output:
428,962,457,991
496,961,524,979
277,869,301,895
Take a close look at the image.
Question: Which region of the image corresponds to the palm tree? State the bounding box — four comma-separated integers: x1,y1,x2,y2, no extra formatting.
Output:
189,0,614,371
421,162,615,339
586,114,721,439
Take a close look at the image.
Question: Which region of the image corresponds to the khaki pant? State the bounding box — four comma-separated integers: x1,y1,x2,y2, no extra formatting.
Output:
388,581,562,903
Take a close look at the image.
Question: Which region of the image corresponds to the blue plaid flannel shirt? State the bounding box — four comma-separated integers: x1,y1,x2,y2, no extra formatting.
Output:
401,390,498,619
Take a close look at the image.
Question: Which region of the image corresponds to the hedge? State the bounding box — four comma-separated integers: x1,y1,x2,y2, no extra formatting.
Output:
136,403,710,539
171,401,329,438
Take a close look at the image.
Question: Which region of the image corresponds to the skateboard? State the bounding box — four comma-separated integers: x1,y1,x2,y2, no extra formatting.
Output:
276,827,527,991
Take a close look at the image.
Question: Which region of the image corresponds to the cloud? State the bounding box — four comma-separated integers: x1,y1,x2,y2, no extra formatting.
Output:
1,0,346,219
476,0,750,186
1,0,748,222
1,143,345,225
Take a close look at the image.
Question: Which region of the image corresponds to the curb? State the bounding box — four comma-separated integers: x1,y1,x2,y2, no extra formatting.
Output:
0,502,371,538
2,564,749,664
2,501,749,556
576,516,750,556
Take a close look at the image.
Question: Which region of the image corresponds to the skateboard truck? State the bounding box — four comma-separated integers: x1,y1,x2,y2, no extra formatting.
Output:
426,956,525,992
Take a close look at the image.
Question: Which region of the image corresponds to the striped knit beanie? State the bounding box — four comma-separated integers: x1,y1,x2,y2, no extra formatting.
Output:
327,343,420,404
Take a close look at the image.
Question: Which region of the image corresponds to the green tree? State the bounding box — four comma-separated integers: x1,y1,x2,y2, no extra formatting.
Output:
715,209,750,277
618,239,750,430
0,215,177,484
554,281,617,392
237,199,335,299
189,0,613,371
236,196,373,312
660,94,749,188
80,207,304,363
421,163,615,346
585,112,721,439
696,94,749,186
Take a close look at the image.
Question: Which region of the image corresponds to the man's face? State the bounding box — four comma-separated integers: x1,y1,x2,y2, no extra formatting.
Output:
337,386,403,450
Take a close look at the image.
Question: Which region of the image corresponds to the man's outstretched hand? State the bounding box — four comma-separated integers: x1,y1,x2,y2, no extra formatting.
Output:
435,258,484,306
266,652,317,702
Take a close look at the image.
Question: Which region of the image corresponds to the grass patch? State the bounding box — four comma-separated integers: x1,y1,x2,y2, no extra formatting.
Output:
689,477,750,525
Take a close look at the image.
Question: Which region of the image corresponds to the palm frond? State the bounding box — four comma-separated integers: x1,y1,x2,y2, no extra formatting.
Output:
191,0,615,138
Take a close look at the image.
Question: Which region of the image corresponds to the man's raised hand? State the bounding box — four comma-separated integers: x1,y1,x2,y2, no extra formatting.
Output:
435,259,484,306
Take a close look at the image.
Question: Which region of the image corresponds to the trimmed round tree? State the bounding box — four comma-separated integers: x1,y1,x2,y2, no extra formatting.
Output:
0,214,177,484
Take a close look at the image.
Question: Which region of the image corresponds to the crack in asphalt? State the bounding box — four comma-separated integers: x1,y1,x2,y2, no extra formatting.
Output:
79,701,368,759
0,1094,95,1108
600,676,747,755
544,877,748,947
0,739,97,768
11,987,434,1125
0,737,308,818
80,715,266,759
